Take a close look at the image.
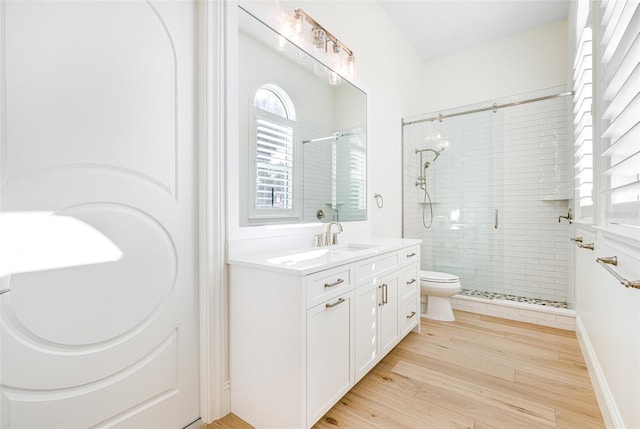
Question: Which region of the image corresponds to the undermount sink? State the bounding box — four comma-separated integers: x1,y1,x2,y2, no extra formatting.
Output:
265,243,377,267
335,243,377,252
266,249,329,265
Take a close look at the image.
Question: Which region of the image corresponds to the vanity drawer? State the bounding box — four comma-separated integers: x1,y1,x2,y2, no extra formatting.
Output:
399,264,419,302
306,264,354,308
355,253,399,284
400,246,420,265
399,295,420,337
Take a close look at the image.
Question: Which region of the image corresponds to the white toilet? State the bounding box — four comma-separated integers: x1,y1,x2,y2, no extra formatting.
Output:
420,270,461,321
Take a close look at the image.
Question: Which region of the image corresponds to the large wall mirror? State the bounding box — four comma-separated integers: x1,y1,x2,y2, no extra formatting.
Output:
238,6,367,226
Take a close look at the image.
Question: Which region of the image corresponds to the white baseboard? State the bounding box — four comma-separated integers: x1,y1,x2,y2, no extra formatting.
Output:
575,315,624,429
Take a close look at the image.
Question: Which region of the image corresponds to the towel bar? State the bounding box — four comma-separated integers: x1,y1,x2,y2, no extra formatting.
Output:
596,256,640,289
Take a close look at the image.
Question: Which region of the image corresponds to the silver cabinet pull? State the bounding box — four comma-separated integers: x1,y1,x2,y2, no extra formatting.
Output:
406,278,416,285
406,252,416,258
325,297,345,308
324,278,344,288
0,289,10,295
382,284,388,304
378,285,384,306
406,311,416,319
494,209,499,229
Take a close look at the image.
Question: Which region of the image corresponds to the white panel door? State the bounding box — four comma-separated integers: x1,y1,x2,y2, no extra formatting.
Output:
0,1,199,427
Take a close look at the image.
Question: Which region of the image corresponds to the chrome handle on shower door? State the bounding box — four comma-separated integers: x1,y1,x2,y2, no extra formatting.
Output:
494,209,498,229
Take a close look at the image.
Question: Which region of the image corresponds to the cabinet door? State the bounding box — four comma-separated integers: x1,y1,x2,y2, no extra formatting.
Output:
307,291,354,427
399,264,419,303
354,282,379,381
400,294,420,337
379,275,399,356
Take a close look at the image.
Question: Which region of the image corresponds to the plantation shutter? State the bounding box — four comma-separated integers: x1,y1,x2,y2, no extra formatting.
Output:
255,113,295,210
573,13,593,220
599,0,640,229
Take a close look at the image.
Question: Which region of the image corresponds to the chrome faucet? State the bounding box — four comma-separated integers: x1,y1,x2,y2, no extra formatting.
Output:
325,221,343,246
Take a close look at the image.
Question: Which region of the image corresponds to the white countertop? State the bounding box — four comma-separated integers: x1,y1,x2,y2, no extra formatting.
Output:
227,237,421,276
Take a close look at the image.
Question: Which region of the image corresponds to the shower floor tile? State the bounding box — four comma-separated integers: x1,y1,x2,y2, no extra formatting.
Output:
458,288,569,309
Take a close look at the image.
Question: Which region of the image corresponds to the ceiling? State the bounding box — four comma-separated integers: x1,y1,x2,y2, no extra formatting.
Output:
378,0,570,61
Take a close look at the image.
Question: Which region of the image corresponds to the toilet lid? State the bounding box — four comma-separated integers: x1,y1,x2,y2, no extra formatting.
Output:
420,270,459,283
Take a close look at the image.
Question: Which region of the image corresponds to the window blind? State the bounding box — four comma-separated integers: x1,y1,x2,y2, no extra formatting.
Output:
599,0,640,230
255,115,294,210
573,22,593,219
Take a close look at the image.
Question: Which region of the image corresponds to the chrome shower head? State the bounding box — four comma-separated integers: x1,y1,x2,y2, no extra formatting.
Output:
415,146,446,163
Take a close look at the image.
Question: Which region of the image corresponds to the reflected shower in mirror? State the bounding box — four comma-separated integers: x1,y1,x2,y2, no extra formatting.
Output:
238,6,367,226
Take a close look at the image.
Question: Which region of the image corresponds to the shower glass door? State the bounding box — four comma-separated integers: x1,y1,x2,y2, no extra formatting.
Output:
402,87,573,307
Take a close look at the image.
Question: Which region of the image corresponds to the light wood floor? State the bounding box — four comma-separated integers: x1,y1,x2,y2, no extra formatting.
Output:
204,310,604,429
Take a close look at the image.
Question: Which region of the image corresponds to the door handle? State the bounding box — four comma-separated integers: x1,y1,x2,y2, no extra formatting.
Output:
378,285,384,306
494,209,499,229
382,284,388,304
0,289,10,295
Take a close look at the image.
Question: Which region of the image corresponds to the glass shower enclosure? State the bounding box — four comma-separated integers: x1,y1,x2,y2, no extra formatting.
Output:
402,87,574,308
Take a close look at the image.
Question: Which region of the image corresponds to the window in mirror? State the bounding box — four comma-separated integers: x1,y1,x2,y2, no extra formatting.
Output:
250,84,299,221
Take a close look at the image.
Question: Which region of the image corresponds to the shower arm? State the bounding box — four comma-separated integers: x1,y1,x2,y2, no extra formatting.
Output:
415,147,444,162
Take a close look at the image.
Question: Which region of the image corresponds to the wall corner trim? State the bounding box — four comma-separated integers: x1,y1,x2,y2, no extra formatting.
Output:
198,0,229,423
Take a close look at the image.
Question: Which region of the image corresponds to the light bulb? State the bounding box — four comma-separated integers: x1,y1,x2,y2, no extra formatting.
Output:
293,14,303,34
328,71,341,85
312,28,327,76
328,41,343,77
347,55,356,78
312,28,326,52
276,34,288,50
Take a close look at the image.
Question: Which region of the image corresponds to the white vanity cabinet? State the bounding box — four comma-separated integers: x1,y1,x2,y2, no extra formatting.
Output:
229,239,420,429
354,246,420,381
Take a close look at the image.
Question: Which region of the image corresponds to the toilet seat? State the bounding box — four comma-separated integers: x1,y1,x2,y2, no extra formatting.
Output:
420,270,459,284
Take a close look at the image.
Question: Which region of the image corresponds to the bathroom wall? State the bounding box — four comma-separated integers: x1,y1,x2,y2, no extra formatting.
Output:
229,0,425,248
420,20,569,113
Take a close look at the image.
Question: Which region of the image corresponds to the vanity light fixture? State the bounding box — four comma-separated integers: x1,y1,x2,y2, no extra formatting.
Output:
290,8,356,83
